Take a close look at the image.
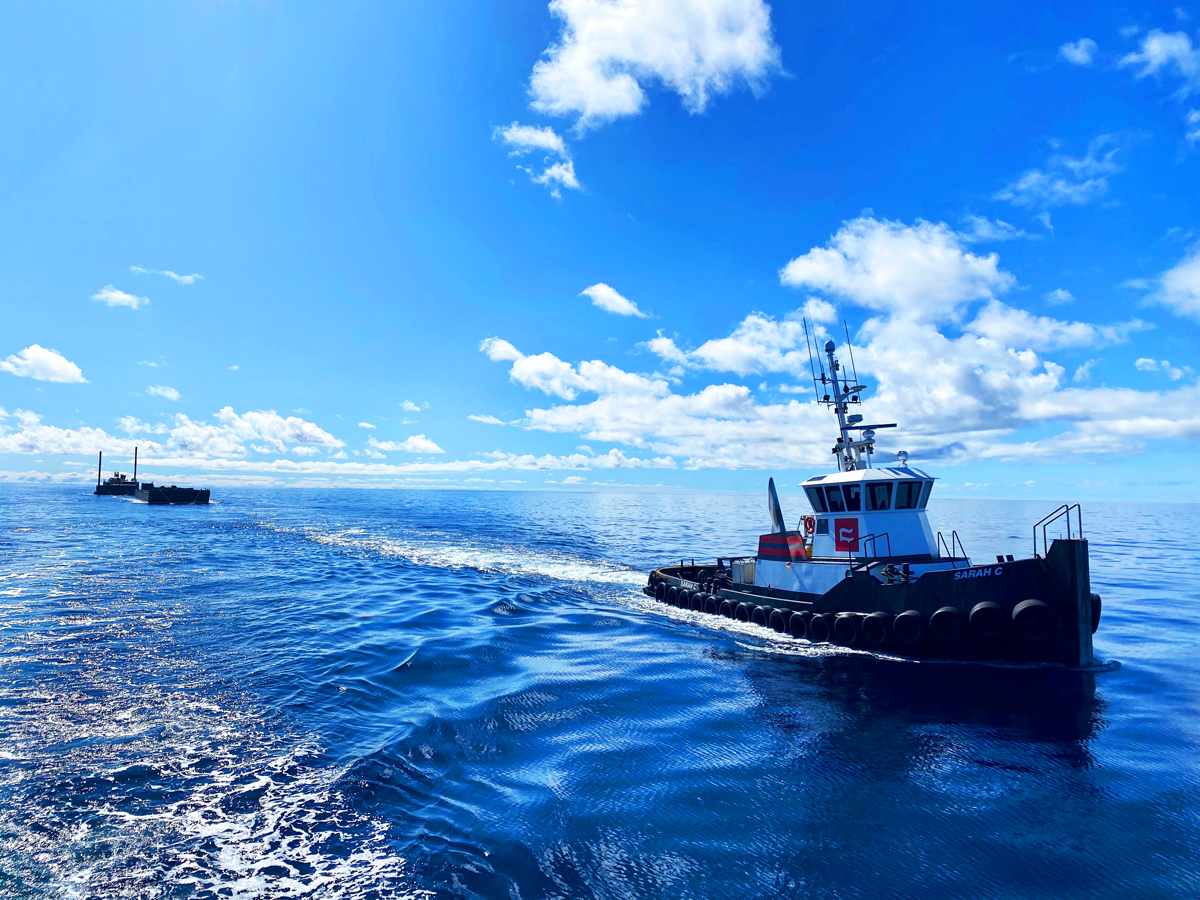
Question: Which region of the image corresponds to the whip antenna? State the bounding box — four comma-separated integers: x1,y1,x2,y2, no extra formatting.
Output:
844,319,860,392
802,317,821,402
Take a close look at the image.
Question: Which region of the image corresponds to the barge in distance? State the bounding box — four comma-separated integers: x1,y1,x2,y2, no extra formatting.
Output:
93,449,211,505
645,335,1101,668
93,449,139,496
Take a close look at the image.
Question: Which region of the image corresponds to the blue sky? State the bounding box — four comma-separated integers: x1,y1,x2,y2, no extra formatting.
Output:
2,0,1199,500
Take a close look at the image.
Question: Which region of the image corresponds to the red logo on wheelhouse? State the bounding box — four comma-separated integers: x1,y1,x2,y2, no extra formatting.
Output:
834,518,859,552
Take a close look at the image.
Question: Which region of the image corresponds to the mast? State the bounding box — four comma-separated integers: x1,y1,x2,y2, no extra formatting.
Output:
819,339,896,472
133,446,138,483
97,451,102,487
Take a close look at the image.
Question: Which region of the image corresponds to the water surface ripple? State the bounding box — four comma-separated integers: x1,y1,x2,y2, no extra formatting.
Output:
1,486,1197,898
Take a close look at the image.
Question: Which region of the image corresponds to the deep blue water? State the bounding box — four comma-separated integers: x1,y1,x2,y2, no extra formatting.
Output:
1,485,1198,899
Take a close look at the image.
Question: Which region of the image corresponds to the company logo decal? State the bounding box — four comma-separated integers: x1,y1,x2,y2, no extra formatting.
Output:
834,517,859,552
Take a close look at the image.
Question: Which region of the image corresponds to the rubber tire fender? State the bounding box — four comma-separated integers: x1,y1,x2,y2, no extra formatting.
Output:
735,603,753,623
677,590,691,610
862,611,891,646
1090,593,1102,634
893,609,924,644
808,613,833,643
751,606,771,628
769,609,791,634
705,595,721,615
969,601,1006,639
930,606,965,642
655,582,668,602
833,613,861,646
719,599,737,619
1013,599,1057,642
690,592,706,612
665,587,678,606
788,611,811,640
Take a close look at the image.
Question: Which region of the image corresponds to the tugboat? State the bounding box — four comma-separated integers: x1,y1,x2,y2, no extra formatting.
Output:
94,449,139,496
645,337,1101,667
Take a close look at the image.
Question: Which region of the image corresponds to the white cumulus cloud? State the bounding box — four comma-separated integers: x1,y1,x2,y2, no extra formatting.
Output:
966,300,1150,351
480,337,526,362
494,121,581,197
92,285,149,309
493,121,569,156
476,216,1198,468
580,283,648,317
146,385,181,401
358,422,376,429
779,216,1014,320
529,0,782,131
0,345,87,383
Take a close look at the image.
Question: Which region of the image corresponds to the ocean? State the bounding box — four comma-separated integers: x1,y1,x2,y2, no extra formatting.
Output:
1,485,1197,898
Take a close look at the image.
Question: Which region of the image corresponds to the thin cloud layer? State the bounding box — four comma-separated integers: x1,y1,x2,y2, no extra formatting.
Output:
92,285,149,309
368,435,446,454
1059,38,1097,66
995,134,1126,208
1150,242,1200,321
130,266,203,285
1119,29,1200,91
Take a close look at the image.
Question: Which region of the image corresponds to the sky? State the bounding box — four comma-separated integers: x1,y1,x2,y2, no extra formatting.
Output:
2,0,1200,501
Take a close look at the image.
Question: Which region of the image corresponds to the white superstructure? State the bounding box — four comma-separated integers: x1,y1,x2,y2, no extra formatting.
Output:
752,337,968,594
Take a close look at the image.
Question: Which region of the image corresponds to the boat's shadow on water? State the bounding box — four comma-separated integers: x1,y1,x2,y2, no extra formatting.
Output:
727,648,1104,758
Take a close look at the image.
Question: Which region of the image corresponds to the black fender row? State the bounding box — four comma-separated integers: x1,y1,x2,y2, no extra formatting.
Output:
648,578,1097,646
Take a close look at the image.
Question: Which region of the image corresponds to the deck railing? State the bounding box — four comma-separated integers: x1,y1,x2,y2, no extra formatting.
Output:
1033,504,1083,558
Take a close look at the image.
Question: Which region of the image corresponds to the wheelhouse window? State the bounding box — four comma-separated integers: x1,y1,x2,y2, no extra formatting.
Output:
824,485,847,512
893,480,922,510
865,481,893,511
918,481,933,508
805,486,828,513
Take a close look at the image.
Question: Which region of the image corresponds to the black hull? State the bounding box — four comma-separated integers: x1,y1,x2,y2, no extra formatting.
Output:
646,538,1098,667
94,484,137,496
135,486,210,505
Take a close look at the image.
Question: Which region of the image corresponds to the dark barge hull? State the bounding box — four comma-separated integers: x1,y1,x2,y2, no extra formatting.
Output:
135,486,211,505
646,538,1098,667
94,483,137,496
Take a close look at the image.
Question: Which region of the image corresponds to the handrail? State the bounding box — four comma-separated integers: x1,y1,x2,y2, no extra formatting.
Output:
936,530,968,568
1033,504,1082,558
849,532,891,560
